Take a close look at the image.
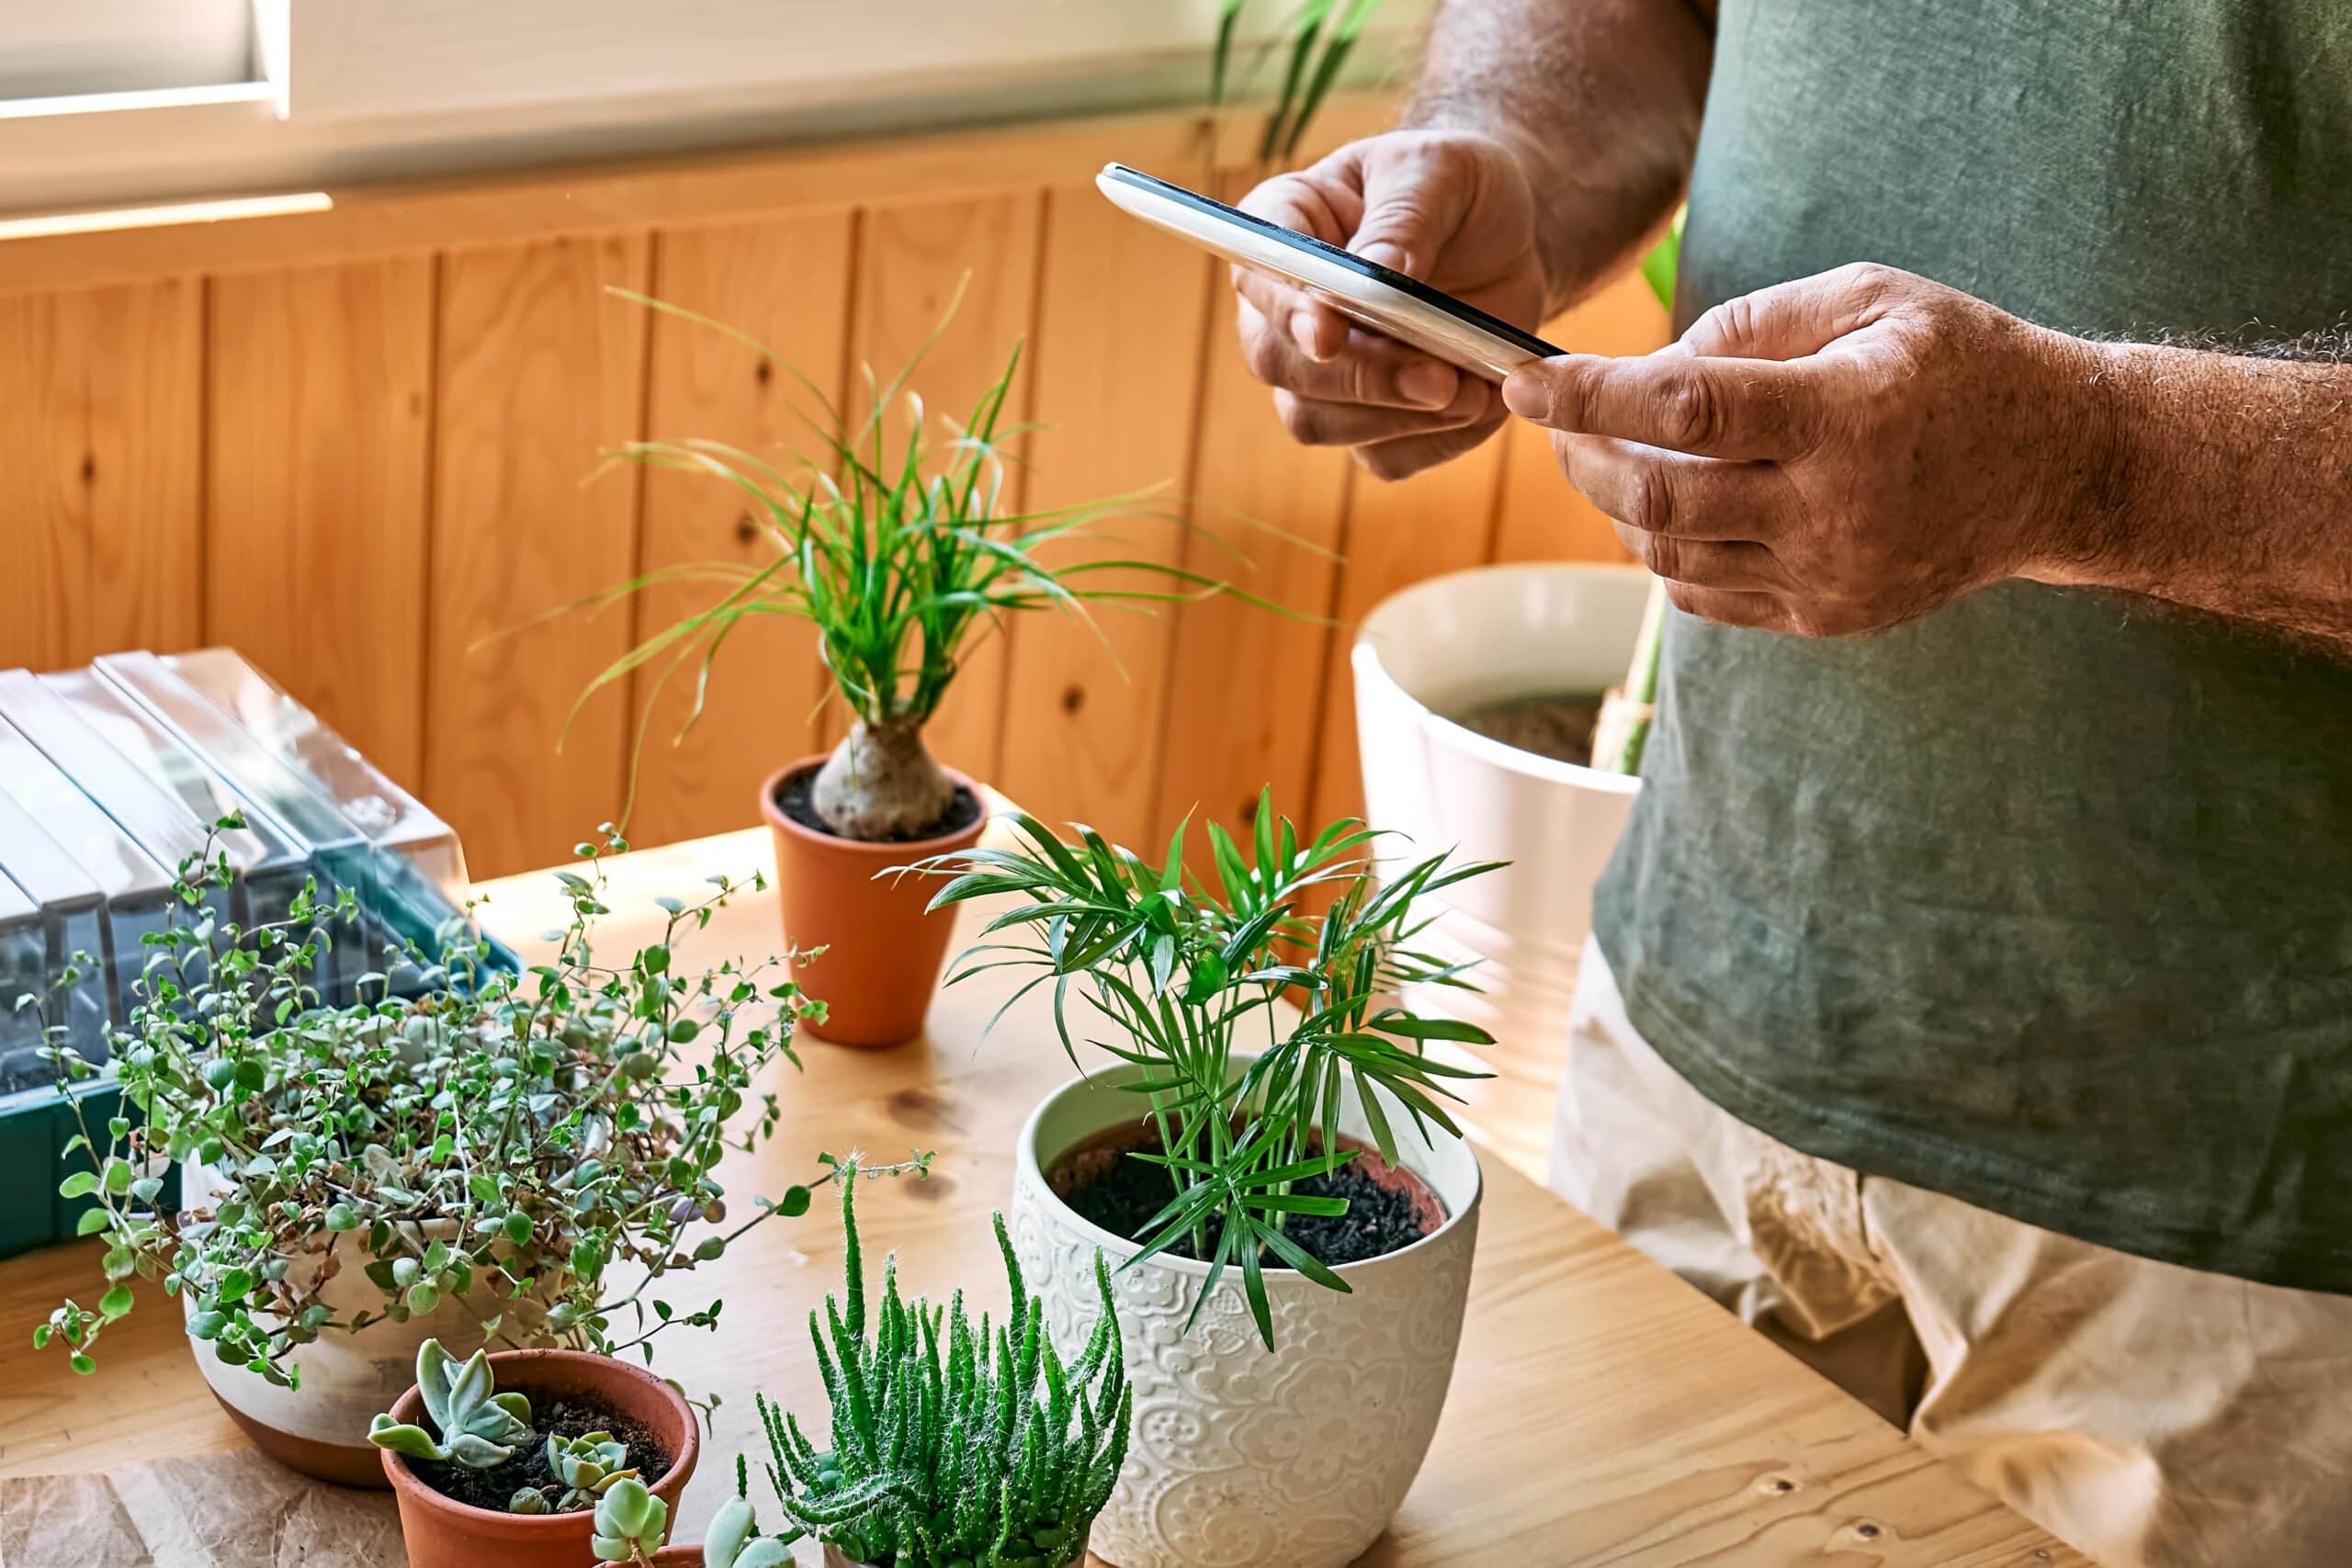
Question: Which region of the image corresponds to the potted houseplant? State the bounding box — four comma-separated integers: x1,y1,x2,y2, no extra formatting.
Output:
921,795,1496,1568
660,1159,1130,1568
369,1337,697,1567
559,289,1263,1047
36,815,892,1485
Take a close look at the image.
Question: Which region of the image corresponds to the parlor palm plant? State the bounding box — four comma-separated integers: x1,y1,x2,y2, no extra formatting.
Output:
921,791,1499,1347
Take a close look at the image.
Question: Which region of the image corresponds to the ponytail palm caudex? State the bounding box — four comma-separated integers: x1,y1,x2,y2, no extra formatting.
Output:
565,288,1276,842
722,1161,1130,1568
920,791,1501,1348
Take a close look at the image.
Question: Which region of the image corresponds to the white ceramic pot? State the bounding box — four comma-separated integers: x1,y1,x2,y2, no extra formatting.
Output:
1352,561,1652,1043
1010,1062,1482,1568
180,1160,557,1485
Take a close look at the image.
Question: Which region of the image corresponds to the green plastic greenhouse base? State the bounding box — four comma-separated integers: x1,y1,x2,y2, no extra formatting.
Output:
0,1078,133,1261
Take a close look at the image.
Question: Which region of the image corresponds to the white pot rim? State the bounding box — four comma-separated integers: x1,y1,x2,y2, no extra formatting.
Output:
1016,1058,1484,1284
1352,560,1647,797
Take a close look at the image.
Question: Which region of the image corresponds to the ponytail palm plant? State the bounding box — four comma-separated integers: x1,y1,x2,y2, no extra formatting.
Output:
558,288,1273,842
920,792,1500,1348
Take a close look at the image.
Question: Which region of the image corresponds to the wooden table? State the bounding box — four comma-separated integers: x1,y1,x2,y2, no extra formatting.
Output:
0,829,2084,1566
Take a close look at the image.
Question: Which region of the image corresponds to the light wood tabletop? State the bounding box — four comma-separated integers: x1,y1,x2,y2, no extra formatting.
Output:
0,828,2086,1566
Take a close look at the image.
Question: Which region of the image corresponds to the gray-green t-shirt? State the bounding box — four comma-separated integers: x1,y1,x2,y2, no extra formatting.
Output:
1594,0,2352,1290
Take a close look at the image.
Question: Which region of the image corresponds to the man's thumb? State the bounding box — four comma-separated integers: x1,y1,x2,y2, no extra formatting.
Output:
1681,265,1892,361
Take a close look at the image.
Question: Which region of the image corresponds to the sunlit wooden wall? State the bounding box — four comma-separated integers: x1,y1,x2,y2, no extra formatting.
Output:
0,103,1665,879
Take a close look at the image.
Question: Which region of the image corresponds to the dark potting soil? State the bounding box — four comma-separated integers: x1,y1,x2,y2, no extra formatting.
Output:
0,1062,59,1099
412,1393,673,1514
1450,691,1604,766
1068,1145,1435,1269
775,767,982,844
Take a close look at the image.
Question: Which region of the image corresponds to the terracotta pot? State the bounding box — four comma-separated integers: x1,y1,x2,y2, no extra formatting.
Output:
1010,1060,1481,1568
759,756,988,1047
381,1348,698,1568
181,1160,560,1488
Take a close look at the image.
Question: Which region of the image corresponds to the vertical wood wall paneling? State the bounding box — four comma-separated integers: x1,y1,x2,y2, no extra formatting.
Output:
839,193,1044,785
1487,270,1671,564
1307,430,1514,835
424,234,653,877
627,217,857,847
1148,170,1354,863
995,182,1216,847
205,260,436,786
0,281,202,673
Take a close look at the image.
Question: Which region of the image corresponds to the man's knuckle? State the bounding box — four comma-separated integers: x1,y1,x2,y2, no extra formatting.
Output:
1641,534,1683,581
1241,329,1284,384
1659,378,1726,449
1622,466,1676,536
1272,392,1324,443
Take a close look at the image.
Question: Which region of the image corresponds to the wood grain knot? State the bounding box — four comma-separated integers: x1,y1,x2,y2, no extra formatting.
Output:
737,513,758,544
1060,684,1084,714
887,1085,964,1133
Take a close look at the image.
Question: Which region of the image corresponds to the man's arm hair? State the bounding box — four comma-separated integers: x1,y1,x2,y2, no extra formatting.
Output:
1402,0,1713,313
2052,331,2352,651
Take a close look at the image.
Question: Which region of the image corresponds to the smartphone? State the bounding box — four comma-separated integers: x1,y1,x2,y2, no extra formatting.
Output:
1095,162,1562,384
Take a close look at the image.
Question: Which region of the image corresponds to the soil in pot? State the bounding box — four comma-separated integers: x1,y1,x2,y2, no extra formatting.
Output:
1449,690,1604,766
411,1388,673,1513
1056,1127,1445,1269
774,767,982,845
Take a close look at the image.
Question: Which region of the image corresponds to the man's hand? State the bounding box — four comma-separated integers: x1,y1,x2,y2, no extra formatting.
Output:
1233,130,1550,480
1501,263,2111,637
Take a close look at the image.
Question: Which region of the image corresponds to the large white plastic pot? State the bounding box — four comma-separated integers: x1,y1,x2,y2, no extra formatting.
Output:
1352,562,1652,1043
1009,1060,1482,1568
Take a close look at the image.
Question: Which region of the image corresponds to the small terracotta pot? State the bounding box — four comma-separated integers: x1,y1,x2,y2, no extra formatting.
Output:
380,1348,698,1568
759,756,988,1047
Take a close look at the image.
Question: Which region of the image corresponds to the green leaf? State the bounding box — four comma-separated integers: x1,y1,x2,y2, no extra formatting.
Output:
98,1286,133,1322
58,1171,96,1201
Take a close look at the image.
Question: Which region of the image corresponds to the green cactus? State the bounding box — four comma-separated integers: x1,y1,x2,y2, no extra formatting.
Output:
549,1430,641,1509
592,1478,670,1562
367,1339,534,1469
742,1163,1132,1568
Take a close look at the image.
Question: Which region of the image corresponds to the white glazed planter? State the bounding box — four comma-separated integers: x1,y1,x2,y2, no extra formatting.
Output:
180,1160,558,1483
1353,562,1653,1043
1010,1062,1482,1568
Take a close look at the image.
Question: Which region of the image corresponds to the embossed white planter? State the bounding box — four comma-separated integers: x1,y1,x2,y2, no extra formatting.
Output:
1010,1062,1482,1568
181,1159,558,1484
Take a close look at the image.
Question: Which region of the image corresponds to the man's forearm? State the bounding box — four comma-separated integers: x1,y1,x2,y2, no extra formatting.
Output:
2048,339,2352,650
1404,0,1712,312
